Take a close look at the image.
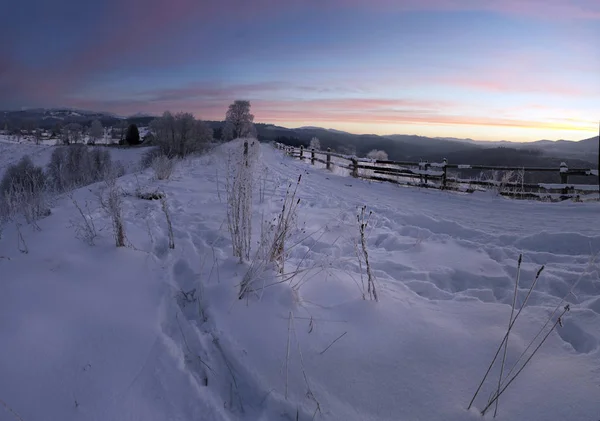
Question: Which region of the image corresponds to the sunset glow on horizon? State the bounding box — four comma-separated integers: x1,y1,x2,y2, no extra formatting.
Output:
2,0,599,141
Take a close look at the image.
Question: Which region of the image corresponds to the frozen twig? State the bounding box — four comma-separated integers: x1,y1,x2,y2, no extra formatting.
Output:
481,305,570,416
467,263,544,410
319,331,348,355
494,253,522,417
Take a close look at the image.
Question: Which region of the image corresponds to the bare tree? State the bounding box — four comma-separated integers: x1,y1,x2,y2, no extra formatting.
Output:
61,123,83,145
89,119,104,144
22,119,37,139
224,100,255,140
117,120,128,144
150,111,213,158
33,129,43,145
70,123,83,144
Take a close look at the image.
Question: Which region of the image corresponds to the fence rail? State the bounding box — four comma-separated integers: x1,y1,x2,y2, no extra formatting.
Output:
275,143,600,201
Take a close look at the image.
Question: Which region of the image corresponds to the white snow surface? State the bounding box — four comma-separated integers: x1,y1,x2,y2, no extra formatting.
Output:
0,135,150,178
1,141,600,421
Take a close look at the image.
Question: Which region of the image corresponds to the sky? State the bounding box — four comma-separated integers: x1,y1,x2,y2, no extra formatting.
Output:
1,0,599,141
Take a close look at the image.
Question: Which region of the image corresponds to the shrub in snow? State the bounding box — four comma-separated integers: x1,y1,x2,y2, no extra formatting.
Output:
366,149,388,161
47,146,120,192
69,193,98,246
99,173,126,247
309,137,320,151
477,169,525,197
152,155,176,180
139,147,163,169
149,112,213,158
239,175,302,299
0,156,49,227
226,140,258,263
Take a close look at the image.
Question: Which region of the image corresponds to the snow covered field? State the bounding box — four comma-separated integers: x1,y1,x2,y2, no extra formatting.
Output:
0,135,150,179
1,141,599,421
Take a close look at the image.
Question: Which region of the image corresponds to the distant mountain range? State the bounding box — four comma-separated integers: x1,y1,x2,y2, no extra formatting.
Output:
1,108,598,171
0,108,155,129
253,123,598,163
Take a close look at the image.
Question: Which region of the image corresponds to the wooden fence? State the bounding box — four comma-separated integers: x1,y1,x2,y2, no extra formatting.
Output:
276,143,600,201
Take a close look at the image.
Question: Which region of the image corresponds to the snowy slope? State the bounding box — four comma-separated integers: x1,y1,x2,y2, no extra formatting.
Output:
0,135,151,178
1,141,599,421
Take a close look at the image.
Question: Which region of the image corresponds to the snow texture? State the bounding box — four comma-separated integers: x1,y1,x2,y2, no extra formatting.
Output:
0,135,150,179
1,141,599,421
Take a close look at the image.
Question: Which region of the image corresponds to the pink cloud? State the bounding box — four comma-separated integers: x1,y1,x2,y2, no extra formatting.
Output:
252,102,596,131
199,0,600,20
65,92,596,134
431,75,589,96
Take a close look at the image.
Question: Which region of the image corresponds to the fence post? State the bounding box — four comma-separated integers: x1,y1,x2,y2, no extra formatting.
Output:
442,158,448,189
311,148,315,165
300,145,304,160
326,148,331,170
560,162,568,184
424,161,430,185
243,140,248,167
351,158,359,178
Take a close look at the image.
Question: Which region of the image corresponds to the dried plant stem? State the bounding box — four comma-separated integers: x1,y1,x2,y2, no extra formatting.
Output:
494,253,522,417
285,311,292,399
319,331,348,355
498,256,595,392
358,206,377,301
467,263,544,410
0,397,26,421
481,306,570,416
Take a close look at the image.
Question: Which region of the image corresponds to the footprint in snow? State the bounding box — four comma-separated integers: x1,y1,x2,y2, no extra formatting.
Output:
556,319,598,354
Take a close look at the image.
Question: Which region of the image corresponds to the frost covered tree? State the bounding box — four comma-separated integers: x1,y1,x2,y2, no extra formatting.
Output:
224,100,255,140
89,120,104,144
309,137,321,150
367,149,388,161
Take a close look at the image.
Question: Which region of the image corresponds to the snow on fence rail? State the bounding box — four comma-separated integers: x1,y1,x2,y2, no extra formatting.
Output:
275,143,600,201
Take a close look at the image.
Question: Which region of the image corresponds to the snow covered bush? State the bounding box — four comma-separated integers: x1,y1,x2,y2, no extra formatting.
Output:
0,156,49,227
139,147,163,170
309,137,321,151
152,155,176,180
47,146,120,192
366,149,388,161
